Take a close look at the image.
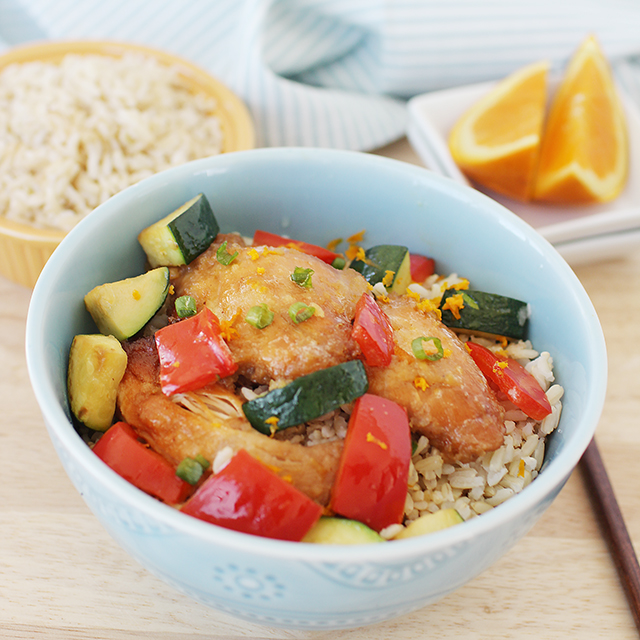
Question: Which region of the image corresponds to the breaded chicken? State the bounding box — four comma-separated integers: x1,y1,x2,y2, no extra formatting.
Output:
117,338,342,505
173,234,369,384
365,294,505,463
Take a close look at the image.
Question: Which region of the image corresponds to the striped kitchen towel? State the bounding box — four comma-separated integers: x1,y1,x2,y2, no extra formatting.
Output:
3,0,640,150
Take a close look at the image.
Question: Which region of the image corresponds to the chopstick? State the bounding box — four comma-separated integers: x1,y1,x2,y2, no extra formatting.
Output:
580,437,640,632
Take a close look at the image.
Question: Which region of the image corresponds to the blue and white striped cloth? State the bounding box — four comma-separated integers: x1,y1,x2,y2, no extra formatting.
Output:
3,0,640,150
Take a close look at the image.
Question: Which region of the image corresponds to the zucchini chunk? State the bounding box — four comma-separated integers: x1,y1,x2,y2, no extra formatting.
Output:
138,193,219,267
84,267,170,341
350,245,411,294
67,334,128,431
242,360,369,434
302,517,383,544
393,508,463,540
439,288,529,340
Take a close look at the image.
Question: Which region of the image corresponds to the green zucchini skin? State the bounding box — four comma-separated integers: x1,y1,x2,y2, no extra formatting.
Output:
350,245,411,294
242,360,369,434
439,288,529,340
168,194,219,264
138,193,219,267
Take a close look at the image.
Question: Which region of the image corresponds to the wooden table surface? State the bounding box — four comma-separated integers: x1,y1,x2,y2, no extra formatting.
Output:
2,138,640,639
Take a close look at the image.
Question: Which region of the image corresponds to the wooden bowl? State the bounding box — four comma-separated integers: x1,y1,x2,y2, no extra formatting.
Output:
0,40,255,288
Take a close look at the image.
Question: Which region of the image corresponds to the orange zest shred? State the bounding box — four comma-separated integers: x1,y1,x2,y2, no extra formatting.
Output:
345,241,375,266
416,298,442,319
366,431,388,450
327,237,342,251
414,376,429,391
452,279,470,290
265,416,280,438
441,293,465,319
219,312,240,342
347,230,366,244
382,270,395,287
345,244,361,261
492,360,508,377
518,459,526,478
406,288,420,301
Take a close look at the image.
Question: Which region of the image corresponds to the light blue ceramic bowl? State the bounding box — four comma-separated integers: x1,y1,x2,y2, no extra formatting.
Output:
25,148,606,630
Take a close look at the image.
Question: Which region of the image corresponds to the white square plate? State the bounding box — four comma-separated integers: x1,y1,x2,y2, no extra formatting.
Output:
407,78,640,266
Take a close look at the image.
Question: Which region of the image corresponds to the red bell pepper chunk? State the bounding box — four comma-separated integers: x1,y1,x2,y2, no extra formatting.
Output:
466,341,552,421
181,449,322,541
155,307,237,396
331,394,411,532
352,293,395,367
253,229,339,265
409,253,436,282
92,422,192,504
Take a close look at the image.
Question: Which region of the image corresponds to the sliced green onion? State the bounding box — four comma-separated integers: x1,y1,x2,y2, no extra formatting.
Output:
216,240,239,266
175,295,197,318
331,256,346,270
245,303,274,329
291,266,314,288
176,457,206,485
412,336,444,361
462,292,479,309
193,453,210,470
289,302,315,324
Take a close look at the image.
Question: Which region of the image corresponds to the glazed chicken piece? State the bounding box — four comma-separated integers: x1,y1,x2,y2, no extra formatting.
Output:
365,294,505,463
173,234,369,384
117,338,342,505
119,237,504,502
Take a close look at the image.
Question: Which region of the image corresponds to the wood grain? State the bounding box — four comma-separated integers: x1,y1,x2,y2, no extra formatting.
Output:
2,138,639,639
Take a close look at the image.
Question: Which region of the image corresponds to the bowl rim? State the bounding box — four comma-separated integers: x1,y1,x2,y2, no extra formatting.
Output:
0,38,255,242
25,147,608,561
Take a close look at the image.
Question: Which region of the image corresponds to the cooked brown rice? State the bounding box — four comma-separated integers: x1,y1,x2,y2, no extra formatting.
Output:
0,53,223,232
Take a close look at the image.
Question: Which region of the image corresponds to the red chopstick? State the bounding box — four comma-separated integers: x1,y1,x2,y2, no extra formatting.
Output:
580,437,640,632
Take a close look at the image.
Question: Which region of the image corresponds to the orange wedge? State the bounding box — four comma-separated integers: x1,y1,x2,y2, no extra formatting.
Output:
533,35,628,204
448,60,549,202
